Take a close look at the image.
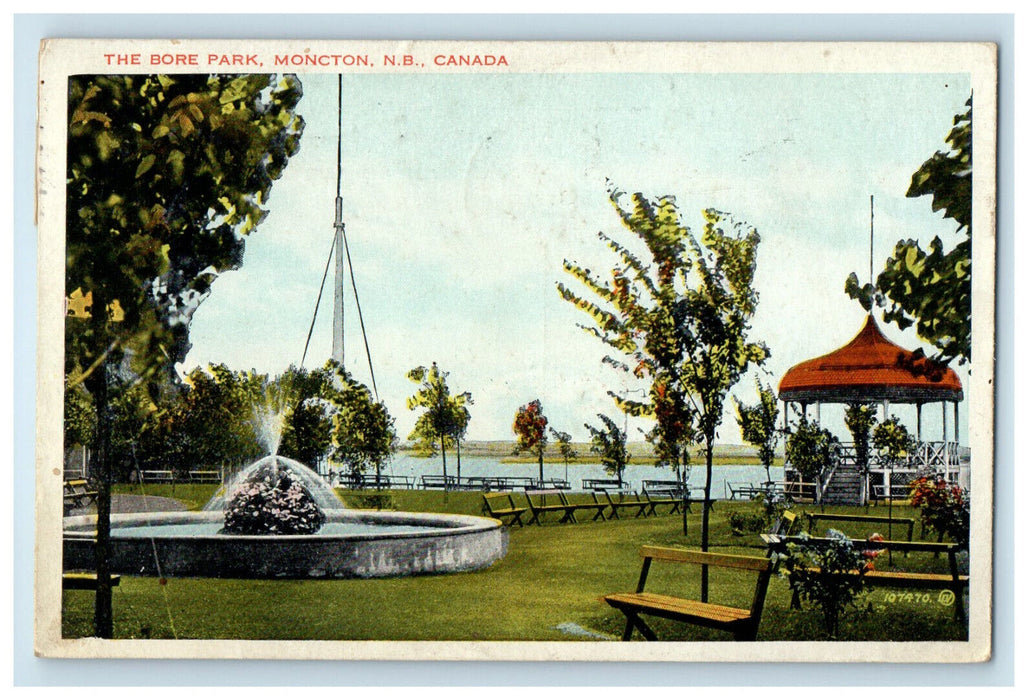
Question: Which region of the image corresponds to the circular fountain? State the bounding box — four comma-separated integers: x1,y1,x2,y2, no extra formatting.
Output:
63,416,507,578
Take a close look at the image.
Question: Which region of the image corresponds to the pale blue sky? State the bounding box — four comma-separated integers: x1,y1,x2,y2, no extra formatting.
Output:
183,71,972,444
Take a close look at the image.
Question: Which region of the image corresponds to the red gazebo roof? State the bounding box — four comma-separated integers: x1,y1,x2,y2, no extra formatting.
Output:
777,315,963,404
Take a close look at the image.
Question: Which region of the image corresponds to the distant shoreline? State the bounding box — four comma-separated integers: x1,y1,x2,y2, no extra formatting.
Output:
398,440,785,467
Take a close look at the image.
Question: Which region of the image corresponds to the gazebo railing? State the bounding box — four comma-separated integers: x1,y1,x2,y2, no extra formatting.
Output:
914,440,960,470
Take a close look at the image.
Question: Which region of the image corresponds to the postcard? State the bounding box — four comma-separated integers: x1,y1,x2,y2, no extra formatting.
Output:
35,39,996,662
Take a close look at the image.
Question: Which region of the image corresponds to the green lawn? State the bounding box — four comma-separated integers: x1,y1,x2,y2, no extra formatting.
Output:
64,488,967,642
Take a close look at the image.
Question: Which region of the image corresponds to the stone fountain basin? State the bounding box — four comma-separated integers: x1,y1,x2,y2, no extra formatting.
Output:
63,509,508,579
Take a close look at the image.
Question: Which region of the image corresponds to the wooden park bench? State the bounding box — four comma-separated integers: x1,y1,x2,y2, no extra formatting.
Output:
523,489,607,525
592,488,650,520
761,534,969,621
62,573,121,591
63,479,97,515
482,492,527,527
870,484,913,503
726,482,768,500
804,511,915,542
188,470,221,484
420,474,457,490
140,469,174,483
604,546,778,641
582,478,623,491
641,482,693,516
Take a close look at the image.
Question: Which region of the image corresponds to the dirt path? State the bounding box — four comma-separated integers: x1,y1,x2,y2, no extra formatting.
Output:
68,494,190,516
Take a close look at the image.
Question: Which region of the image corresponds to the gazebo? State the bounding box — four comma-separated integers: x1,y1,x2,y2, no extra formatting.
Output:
777,314,964,504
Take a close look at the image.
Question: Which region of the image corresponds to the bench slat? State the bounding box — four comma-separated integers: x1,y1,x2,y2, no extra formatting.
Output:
639,545,772,572
606,592,753,624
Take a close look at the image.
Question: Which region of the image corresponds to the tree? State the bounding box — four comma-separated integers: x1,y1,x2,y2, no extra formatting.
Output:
406,363,472,483
846,97,972,365
65,72,304,637
734,378,780,483
549,427,578,483
844,403,878,503
450,398,473,481
872,417,916,543
513,400,549,486
785,420,837,483
328,364,398,485
585,414,630,487
559,187,768,600
278,364,338,470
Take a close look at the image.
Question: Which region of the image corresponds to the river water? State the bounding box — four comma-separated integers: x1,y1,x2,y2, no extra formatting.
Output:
378,454,783,495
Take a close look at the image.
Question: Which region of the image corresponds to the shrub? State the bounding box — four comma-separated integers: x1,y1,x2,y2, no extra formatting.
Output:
728,510,768,536
223,462,326,535
909,475,970,546
785,421,837,482
781,529,878,639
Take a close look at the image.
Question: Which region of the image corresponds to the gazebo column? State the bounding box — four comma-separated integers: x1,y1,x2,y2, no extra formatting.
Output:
916,402,923,443
942,401,949,478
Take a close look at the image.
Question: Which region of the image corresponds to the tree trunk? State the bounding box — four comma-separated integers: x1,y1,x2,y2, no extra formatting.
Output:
701,436,714,603
86,365,114,638
681,449,689,537
538,452,544,487
456,438,461,481
440,435,448,485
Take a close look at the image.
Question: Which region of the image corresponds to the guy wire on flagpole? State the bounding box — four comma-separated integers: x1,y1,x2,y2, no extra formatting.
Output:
301,74,380,402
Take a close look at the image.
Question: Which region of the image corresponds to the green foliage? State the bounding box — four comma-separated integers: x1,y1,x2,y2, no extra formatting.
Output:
64,384,97,449
549,428,578,466
871,417,915,468
584,414,630,485
559,186,768,581
781,530,870,639
727,510,768,536
734,378,780,479
846,97,971,364
405,363,473,475
328,364,398,480
785,420,837,482
557,187,768,476
66,73,304,388
843,403,878,471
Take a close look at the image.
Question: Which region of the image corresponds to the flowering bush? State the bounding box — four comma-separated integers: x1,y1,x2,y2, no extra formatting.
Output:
909,475,969,545
781,529,872,639
223,462,326,535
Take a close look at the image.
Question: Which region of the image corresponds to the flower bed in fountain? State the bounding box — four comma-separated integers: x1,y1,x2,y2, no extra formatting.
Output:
223,460,326,535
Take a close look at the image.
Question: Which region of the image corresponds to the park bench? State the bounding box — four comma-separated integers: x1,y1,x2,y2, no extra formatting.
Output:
523,489,607,525
641,482,689,516
482,492,527,527
62,573,121,591
420,474,458,490
870,484,913,503
359,474,414,490
804,511,915,542
582,478,623,491
726,482,769,500
63,479,97,515
188,470,221,484
761,533,969,621
140,469,174,483
592,488,650,519
604,545,778,641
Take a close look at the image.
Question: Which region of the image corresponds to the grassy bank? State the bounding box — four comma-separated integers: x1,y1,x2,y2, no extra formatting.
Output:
64,488,966,642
